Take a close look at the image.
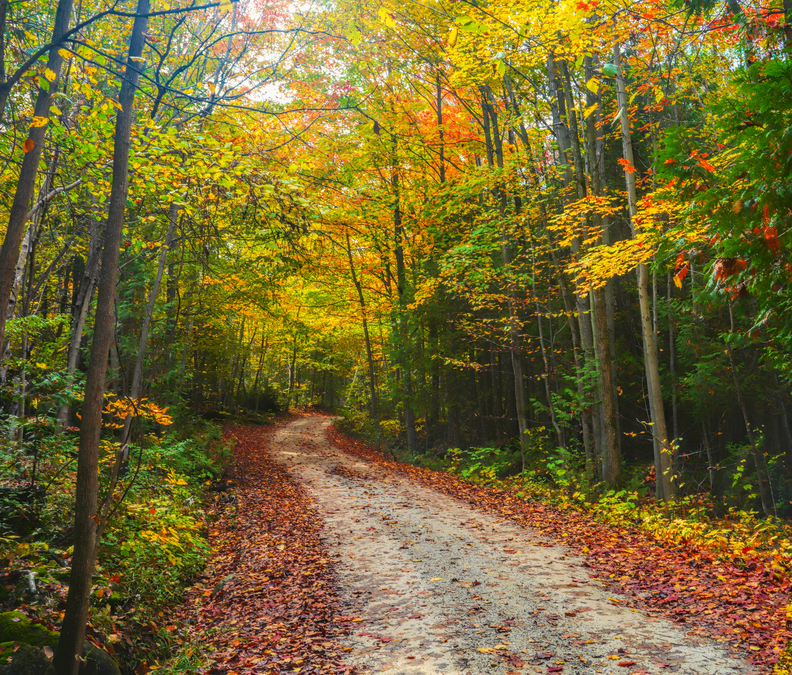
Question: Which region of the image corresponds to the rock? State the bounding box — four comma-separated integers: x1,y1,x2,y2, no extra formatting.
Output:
5,644,54,675
0,614,57,650
210,573,236,598
0,614,119,675
83,646,120,675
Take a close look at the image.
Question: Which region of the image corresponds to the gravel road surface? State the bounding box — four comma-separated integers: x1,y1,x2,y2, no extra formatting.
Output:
271,416,753,675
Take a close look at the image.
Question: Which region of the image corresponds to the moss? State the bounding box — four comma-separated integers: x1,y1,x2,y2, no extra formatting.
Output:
0,641,14,663
0,614,58,649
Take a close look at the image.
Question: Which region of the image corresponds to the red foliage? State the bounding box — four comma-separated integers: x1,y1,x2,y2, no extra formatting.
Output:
714,257,748,282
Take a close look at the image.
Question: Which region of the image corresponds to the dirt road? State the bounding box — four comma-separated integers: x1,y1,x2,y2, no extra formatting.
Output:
270,416,752,675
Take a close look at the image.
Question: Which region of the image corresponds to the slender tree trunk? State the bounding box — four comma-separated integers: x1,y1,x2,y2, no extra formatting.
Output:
545,58,595,464
57,221,102,426
119,206,177,444
0,0,75,354
668,273,680,452
532,257,563,448
253,332,268,413
7,154,60,322
727,303,773,517
614,45,672,498
287,336,298,410
391,152,417,454
481,88,530,461
54,1,151,671
584,55,620,484
345,232,378,421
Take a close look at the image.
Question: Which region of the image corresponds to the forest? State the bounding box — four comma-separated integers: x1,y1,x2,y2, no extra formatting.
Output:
0,0,792,671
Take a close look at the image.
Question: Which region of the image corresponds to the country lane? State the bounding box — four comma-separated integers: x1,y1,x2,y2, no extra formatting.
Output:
270,416,753,675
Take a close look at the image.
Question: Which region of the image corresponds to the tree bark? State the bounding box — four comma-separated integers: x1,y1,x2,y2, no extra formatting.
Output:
119,206,177,444
54,0,151,670
0,0,75,355
613,45,672,498
57,219,102,426
345,232,378,420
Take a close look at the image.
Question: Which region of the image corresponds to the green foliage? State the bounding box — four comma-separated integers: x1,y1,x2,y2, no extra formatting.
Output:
451,445,518,482
103,466,210,609
0,404,230,671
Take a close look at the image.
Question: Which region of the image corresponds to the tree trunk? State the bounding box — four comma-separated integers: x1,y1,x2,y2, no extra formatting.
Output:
727,303,773,517
481,87,530,461
345,232,378,421
584,55,620,484
545,58,595,464
613,45,672,498
54,1,151,670
119,206,177,444
287,337,298,410
532,256,563,448
391,151,417,454
0,0,75,355
57,220,102,426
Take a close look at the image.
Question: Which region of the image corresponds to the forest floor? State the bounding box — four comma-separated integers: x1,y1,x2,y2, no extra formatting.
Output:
172,415,782,675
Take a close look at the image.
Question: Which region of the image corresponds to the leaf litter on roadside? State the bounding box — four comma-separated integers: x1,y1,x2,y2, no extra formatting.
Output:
168,423,356,675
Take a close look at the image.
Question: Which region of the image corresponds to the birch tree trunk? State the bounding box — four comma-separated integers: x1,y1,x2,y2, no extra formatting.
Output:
613,45,673,498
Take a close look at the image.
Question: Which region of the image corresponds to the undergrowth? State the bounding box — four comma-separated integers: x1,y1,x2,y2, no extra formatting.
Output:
0,404,233,674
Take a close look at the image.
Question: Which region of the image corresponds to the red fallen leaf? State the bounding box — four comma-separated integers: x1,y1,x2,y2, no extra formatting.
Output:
548,667,563,673
162,421,353,675
617,661,636,667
